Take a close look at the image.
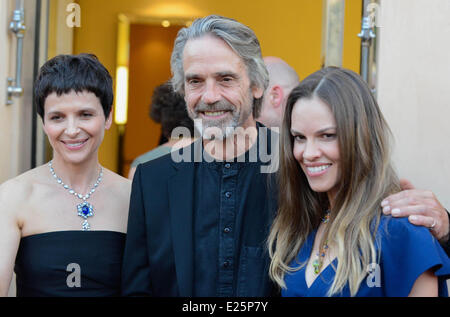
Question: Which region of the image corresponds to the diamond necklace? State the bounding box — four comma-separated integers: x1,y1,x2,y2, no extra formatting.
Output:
48,160,103,231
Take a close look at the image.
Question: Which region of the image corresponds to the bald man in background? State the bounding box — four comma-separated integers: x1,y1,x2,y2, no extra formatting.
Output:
257,56,300,128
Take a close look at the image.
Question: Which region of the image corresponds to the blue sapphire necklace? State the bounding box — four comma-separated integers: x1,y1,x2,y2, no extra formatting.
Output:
48,160,103,231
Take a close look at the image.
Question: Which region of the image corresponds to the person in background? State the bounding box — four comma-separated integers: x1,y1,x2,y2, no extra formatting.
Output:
257,56,299,129
0,54,131,296
128,82,195,180
268,67,450,297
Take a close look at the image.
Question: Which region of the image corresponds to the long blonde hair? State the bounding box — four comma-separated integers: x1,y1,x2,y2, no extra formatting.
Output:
268,67,400,296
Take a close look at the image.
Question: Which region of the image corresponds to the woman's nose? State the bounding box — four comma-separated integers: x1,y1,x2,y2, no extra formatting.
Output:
303,140,321,161
65,118,80,136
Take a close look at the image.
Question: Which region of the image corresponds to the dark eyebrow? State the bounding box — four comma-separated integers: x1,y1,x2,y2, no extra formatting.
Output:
77,106,96,112
316,126,336,134
46,106,97,116
46,110,62,116
290,126,336,135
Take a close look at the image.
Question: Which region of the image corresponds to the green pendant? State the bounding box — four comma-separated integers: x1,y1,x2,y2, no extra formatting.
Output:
312,259,321,275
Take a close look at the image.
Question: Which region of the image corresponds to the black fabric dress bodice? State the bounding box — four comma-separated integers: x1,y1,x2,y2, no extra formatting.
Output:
14,231,125,297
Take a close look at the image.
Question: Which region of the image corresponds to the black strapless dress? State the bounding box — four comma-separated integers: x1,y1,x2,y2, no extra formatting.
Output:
14,231,125,297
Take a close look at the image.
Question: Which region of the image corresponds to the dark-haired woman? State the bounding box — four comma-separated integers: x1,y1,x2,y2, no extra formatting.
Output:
0,54,131,296
268,67,450,296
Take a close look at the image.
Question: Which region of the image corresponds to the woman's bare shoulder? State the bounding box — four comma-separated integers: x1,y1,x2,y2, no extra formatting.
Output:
100,169,131,220
102,168,131,194
0,165,47,212
0,166,46,194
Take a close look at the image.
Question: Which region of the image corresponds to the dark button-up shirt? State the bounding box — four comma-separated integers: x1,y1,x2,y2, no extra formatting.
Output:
193,124,278,296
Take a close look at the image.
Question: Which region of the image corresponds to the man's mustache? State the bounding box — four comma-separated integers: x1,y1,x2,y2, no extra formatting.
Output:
193,100,235,113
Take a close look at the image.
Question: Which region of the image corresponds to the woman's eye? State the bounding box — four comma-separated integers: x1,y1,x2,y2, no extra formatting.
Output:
50,115,61,121
322,133,336,139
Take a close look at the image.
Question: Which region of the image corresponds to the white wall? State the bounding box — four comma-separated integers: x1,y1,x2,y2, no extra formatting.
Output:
377,0,450,208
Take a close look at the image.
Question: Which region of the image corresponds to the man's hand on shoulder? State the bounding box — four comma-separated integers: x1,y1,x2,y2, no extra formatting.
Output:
381,179,449,243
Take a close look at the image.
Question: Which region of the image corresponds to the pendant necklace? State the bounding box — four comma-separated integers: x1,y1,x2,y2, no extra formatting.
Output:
49,160,103,231
312,210,331,275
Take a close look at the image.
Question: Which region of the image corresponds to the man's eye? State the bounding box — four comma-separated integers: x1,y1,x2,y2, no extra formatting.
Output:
293,135,305,141
82,112,93,117
188,79,200,85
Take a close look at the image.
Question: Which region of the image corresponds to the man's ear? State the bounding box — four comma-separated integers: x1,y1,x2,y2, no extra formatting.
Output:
252,85,264,100
269,85,284,108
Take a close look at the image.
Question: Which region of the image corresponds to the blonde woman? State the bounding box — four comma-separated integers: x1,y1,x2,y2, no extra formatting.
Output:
268,67,450,296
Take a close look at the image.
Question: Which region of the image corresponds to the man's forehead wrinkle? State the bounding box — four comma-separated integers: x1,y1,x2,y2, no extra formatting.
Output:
183,36,244,64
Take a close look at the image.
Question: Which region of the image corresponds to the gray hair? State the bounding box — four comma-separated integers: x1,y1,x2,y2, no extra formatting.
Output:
170,15,269,117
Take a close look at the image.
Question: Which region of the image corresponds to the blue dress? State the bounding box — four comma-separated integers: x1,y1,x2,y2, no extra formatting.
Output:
282,216,450,297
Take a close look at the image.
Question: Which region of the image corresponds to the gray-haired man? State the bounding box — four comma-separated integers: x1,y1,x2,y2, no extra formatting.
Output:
122,15,278,297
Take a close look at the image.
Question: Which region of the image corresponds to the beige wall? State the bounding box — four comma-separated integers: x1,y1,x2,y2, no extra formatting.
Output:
0,0,13,183
48,0,74,58
0,0,38,183
2,0,52,296
377,0,450,208
1,0,42,296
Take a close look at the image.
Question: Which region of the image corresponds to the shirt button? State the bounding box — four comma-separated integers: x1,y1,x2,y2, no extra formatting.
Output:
223,227,231,233
225,191,232,198
224,163,231,169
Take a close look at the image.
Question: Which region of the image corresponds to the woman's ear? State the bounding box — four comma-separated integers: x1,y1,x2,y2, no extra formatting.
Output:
105,110,113,130
42,118,49,134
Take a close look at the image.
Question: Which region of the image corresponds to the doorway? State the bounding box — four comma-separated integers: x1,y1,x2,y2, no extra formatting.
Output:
121,22,183,177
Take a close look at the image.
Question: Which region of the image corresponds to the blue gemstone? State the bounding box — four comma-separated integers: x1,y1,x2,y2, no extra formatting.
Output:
82,206,90,216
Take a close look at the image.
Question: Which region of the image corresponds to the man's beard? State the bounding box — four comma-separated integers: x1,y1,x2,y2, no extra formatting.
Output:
188,97,253,140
